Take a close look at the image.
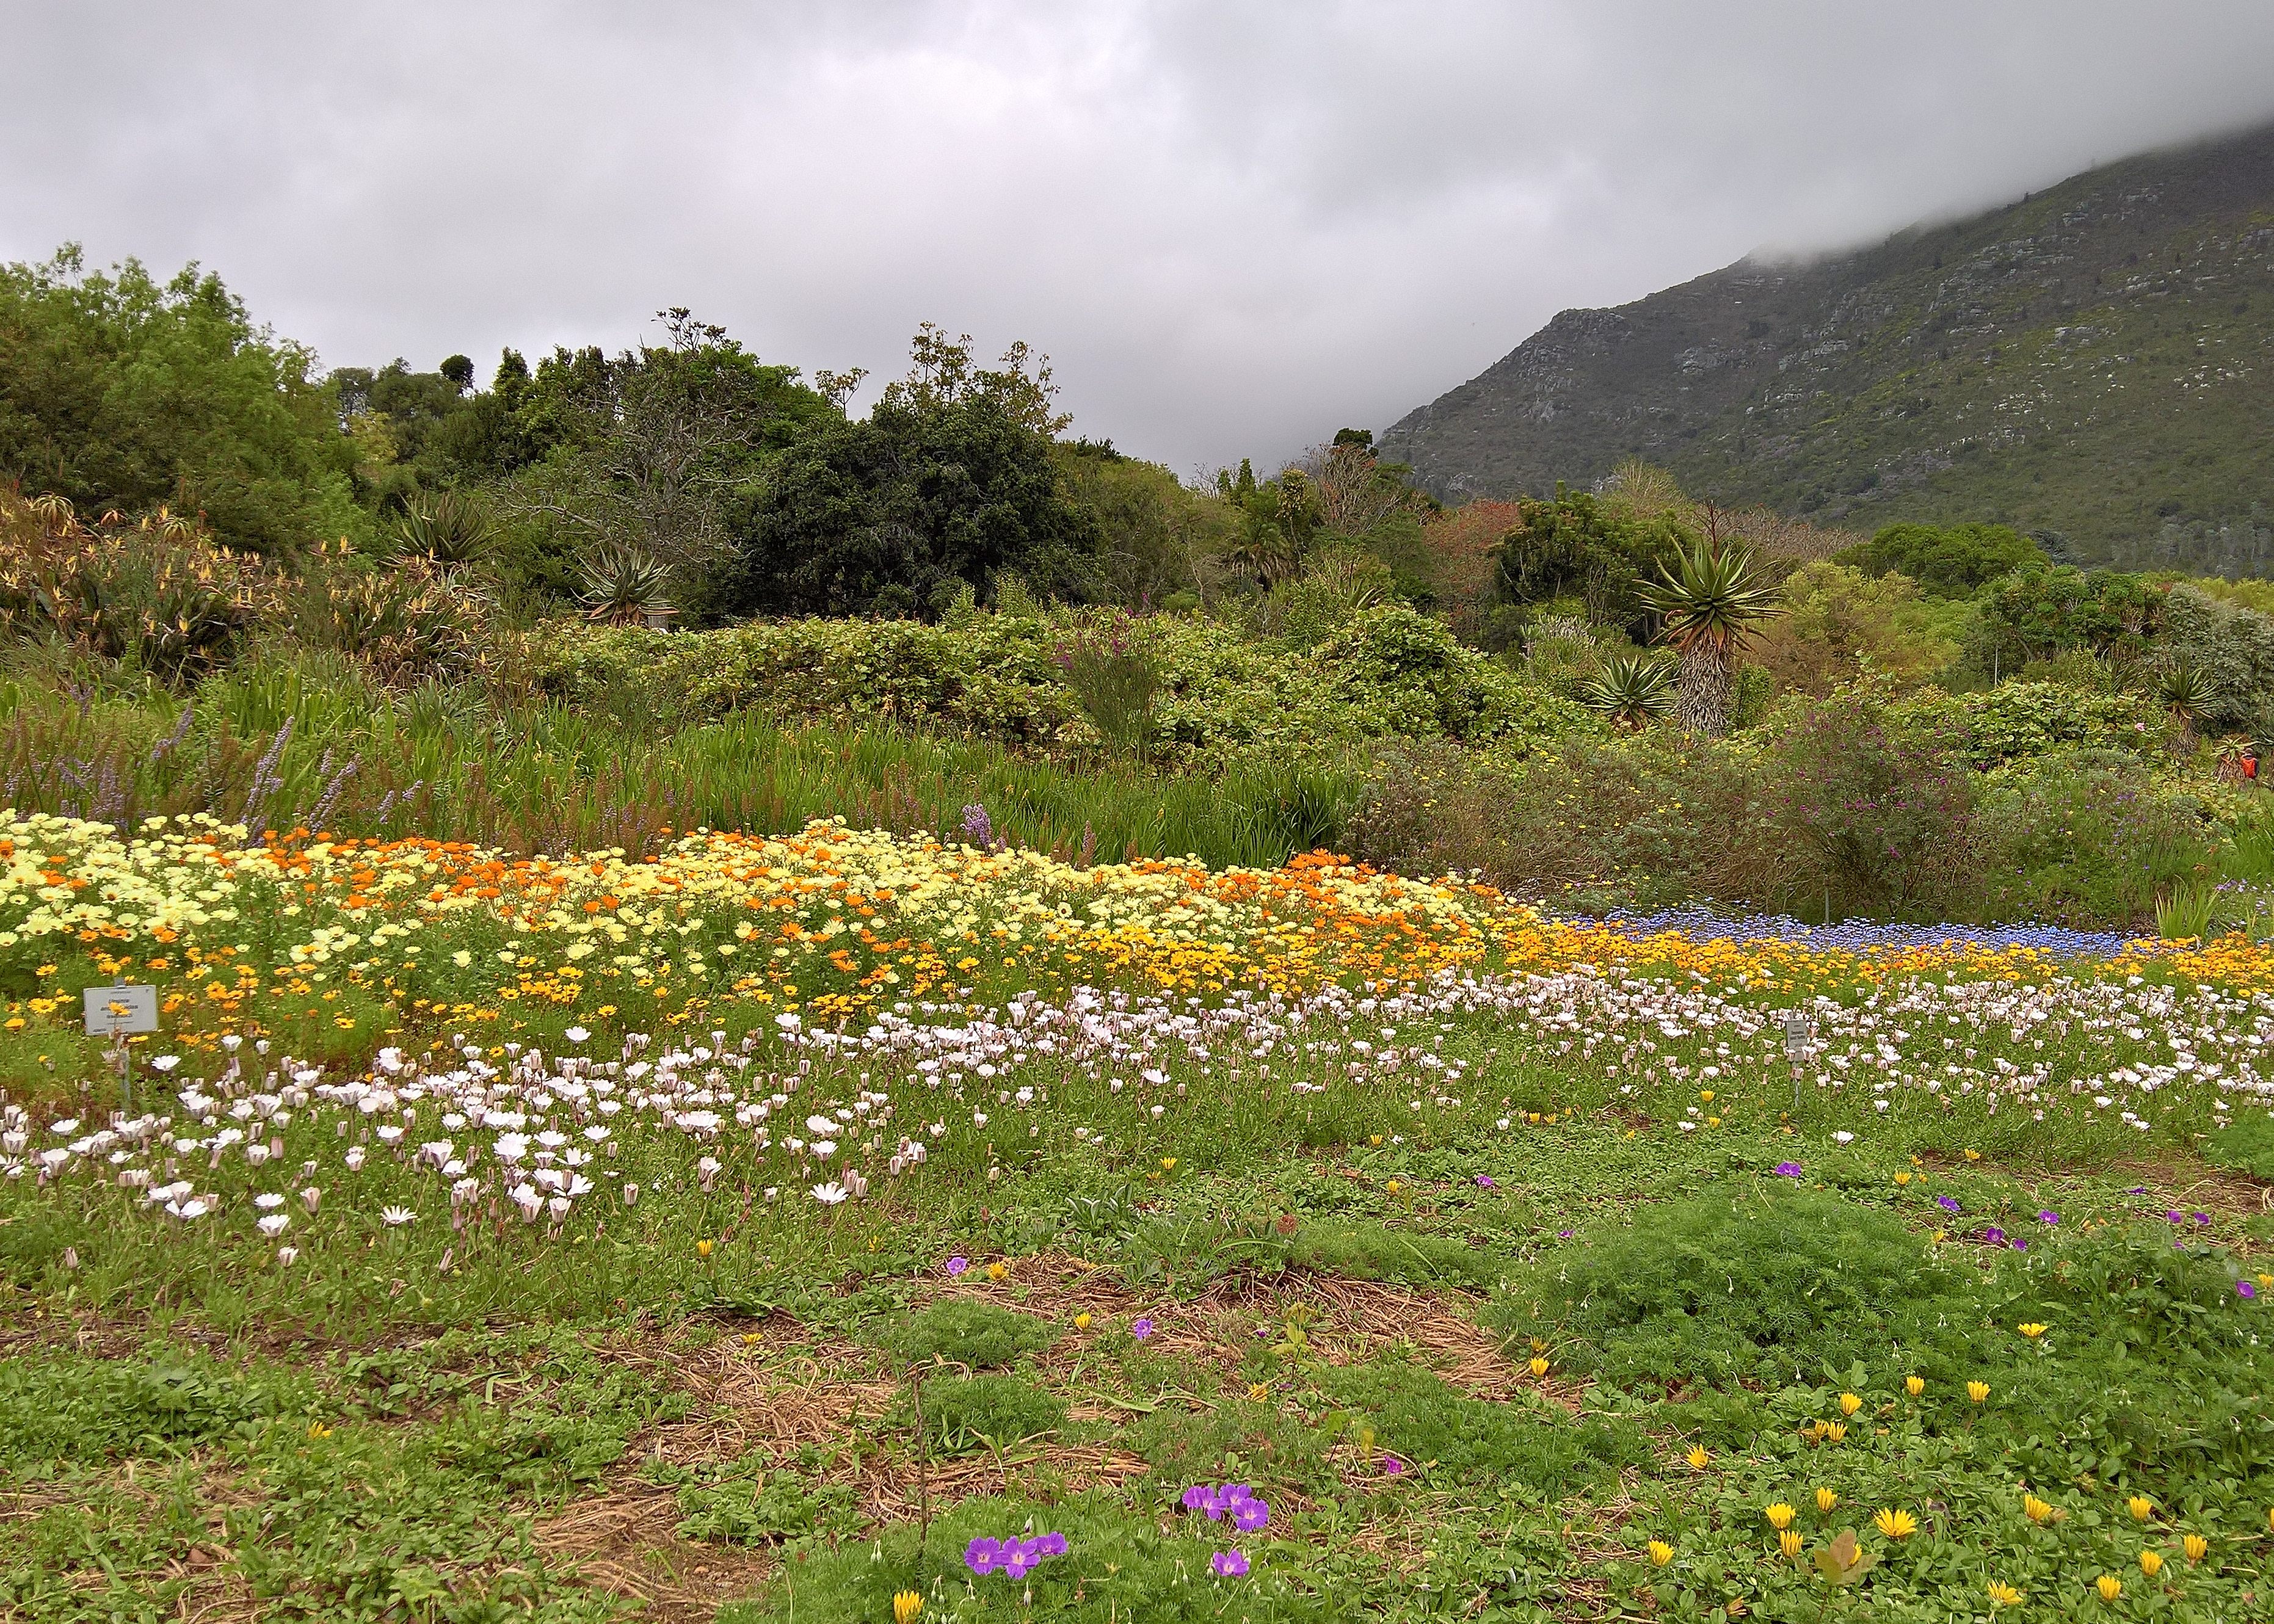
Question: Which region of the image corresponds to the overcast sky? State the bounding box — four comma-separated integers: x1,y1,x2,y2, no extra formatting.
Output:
7,2,2274,474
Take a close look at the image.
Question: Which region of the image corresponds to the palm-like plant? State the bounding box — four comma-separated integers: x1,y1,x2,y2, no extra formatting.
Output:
1582,652,1676,728
2156,662,2212,745
1638,535,1782,736
579,546,676,627
390,491,495,568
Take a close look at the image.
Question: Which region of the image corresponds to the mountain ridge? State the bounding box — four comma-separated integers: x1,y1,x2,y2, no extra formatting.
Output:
1378,121,2274,573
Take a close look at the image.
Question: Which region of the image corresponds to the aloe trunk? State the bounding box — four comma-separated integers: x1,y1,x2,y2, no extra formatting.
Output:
1674,644,1733,737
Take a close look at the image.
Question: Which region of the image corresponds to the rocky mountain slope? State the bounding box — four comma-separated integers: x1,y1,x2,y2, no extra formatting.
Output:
1379,121,2274,573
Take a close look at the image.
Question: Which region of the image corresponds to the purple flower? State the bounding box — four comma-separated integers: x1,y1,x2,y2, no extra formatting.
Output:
2167,1211,2186,1223
1773,1162,1804,1178
1233,1497,1270,1532
1936,1196,1961,1213
965,1537,1003,1575
944,1255,969,1276
2240,1281,2259,1300
960,803,995,848
1036,1532,1067,1556
1475,1175,1496,1189
1131,1318,1154,1340
1181,1484,1213,1513
2037,1210,2060,1226
1381,1454,1406,1476
1983,1227,2007,1246
2193,1211,2211,1226
2011,1239,2028,1252
1211,1551,1249,1578
1557,1228,1574,1239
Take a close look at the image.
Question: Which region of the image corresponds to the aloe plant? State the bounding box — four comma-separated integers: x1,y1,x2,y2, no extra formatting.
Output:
1640,535,1781,736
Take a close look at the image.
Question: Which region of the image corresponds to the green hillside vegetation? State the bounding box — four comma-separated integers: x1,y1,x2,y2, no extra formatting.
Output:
1380,122,2274,573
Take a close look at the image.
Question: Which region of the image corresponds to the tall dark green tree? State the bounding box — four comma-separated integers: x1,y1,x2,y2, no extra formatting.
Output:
711,392,1100,618
0,247,360,553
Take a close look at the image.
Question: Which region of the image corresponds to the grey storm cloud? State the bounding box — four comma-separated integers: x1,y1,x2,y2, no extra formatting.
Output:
5,1,2273,475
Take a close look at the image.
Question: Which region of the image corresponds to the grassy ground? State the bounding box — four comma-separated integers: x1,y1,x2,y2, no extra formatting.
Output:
2,819,2272,1621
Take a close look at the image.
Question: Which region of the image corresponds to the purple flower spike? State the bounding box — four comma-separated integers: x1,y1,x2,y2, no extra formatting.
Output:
965,1537,1003,1575
1774,1162,1803,1178
944,1255,969,1276
1211,1551,1249,1578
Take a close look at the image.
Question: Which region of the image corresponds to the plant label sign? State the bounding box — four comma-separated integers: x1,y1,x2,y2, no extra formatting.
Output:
84,985,159,1037
1782,1013,1810,1058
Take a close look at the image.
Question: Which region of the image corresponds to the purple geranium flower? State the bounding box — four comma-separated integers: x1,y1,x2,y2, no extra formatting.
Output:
1211,1550,1249,1578
1233,1496,1270,1532
1475,1175,1496,1189
2037,1210,2060,1226
965,1537,1003,1575
1036,1532,1067,1556
1002,1544,1037,1579
1936,1196,1961,1213
1774,1162,1803,1178
1181,1484,1213,1513
944,1255,969,1276
1381,1454,1406,1476
1982,1227,2006,1246
1132,1317,1154,1340
2240,1280,2259,1300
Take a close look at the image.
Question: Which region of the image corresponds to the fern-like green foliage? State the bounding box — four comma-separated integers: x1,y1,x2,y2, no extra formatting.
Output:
1487,1188,1964,1387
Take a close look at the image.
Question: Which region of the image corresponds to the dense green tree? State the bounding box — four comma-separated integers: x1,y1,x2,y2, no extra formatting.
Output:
0,247,360,553
1972,565,2162,673
491,311,840,581
1490,485,1685,639
710,393,1102,619
1837,521,2046,598
1051,440,1233,610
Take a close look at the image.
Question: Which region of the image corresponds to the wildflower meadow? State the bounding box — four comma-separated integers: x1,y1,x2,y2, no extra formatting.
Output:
2,807,2270,1622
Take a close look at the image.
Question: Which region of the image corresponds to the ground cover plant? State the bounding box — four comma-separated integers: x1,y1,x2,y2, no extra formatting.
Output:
2,810,2272,1621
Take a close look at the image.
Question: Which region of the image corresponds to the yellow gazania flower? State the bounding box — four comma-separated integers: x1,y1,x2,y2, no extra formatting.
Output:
1964,1148,1982,1161
2096,1574,2123,1601
1894,1171,1912,1186
2138,1550,2163,1578
1073,1313,1092,1331
1764,1503,1796,1531
696,1239,714,1258
893,1590,923,1623
1986,1580,2024,1608
1873,1508,1917,1539
307,1421,333,1440
1905,1376,1925,1397
1815,1487,1839,1514
1528,1355,1550,1379
2182,1533,2209,1563
1778,1529,1804,1559
2018,1323,2047,1339
2022,1494,2057,1524
986,1261,1008,1281
1686,1446,1712,1470
1967,1380,1991,1404
1837,1392,1862,1416
1821,1421,1848,1443
2126,1495,2153,1521
1646,1540,1674,1567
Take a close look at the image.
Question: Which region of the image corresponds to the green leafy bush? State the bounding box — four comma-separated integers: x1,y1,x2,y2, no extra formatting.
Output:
910,1374,1064,1451
888,1299,1053,1369
1286,1219,1508,1291
1486,1187,1967,1387
1318,1363,1649,1491
675,1468,860,1545
1900,681,2162,766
